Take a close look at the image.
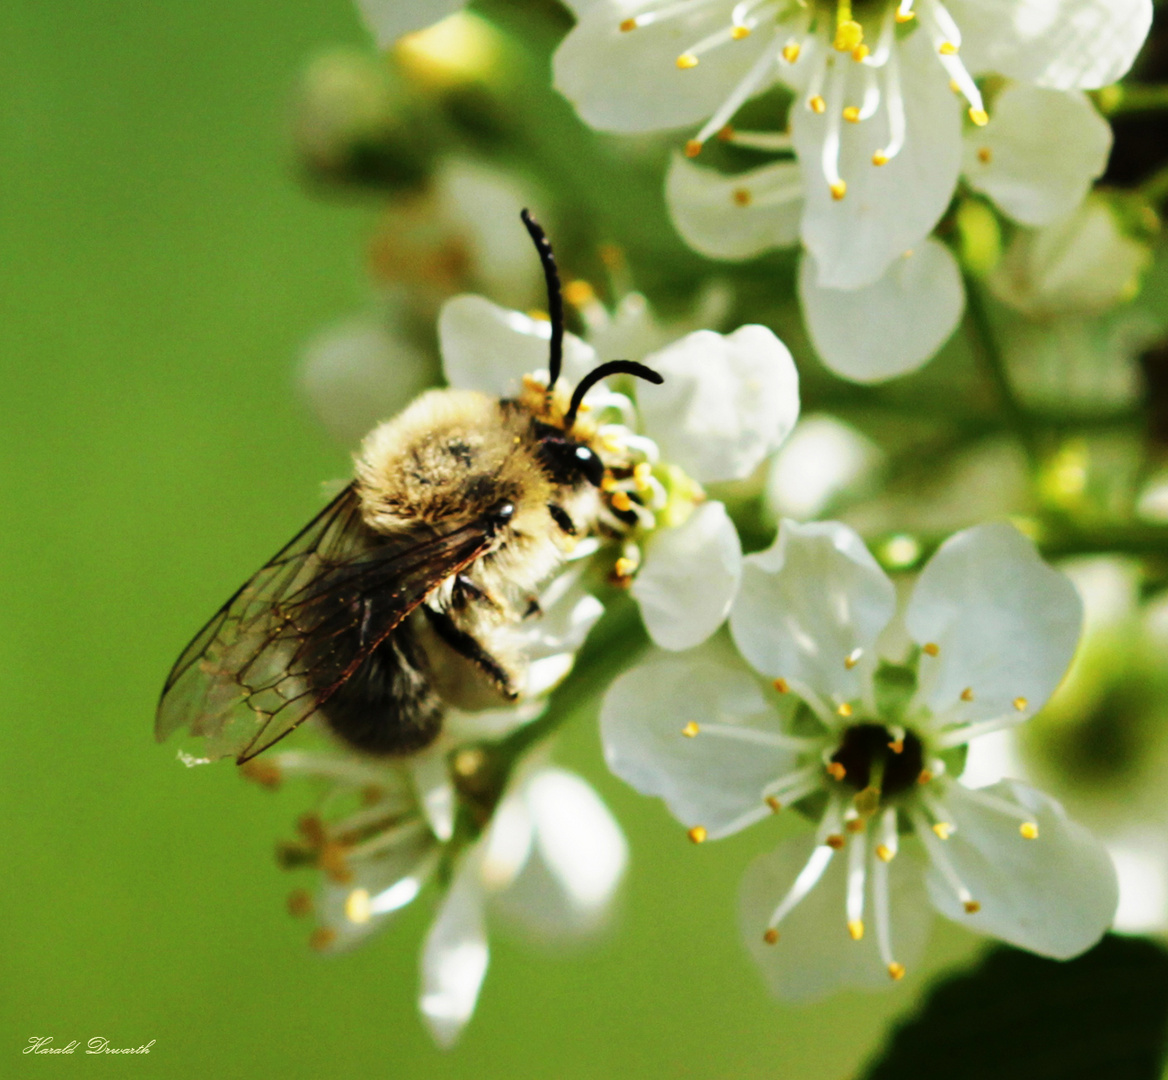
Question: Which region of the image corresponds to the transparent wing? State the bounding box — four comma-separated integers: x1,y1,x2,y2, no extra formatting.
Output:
156,484,496,763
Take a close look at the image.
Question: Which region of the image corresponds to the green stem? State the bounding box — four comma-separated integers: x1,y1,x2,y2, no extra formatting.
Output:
1095,83,1168,117
1140,160,1168,206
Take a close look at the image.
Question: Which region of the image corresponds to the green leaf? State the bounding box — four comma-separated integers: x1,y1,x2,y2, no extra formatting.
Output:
861,935,1168,1080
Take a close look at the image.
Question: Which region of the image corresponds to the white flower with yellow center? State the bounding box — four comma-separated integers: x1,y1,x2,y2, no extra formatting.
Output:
600,520,1118,997
439,291,800,650
556,0,1144,380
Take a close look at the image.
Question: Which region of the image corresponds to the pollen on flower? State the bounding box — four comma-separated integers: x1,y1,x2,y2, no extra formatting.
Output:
619,17,637,32
872,151,889,166
964,899,981,914
682,721,700,737
888,962,906,980
633,461,653,488
836,702,853,717
732,187,753,207
939,41,958,56
932,822,953,840
781,42,801,63
851,44,869,62
309,927,338,951
830,181,847,201
888,738,904,755
688,825,708,844
923,642,940,657
563,279,595,307
1020,822,1039,840
843,106,861,123
676,53,699,70
320,842,354,884
961,687,975,702
848,919,864,940
969,107,990,127
764,928,780,944
809,95,826,114
826,834,846,850
614,556,637,579
345,887,372,925
684,139,703,158
917,769,934,784
611,491,633,512
827,762,848,781
287,889,313,918
875,843,894,863
766,795,783,813
717,124,735,141
731,25,751,40
773,678,790,693
845,648,863,670
1013,697,1029,712
833,19,863,53
977,147,992,164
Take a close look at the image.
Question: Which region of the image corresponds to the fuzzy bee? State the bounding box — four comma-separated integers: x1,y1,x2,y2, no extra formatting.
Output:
156,212,662,763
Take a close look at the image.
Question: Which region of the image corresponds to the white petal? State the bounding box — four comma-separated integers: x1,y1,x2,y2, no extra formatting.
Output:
631,501,743,650
740,834,933,1000
554,0,778,134
300,310,435,445
412,748,456,843
438,294,597,395
638,325,800,483
419,849,490,1049
354,0,466,48
927,780,1117,958
600,644,795,835
765,414,884,521
492,768,628,939
730,519,895,700
963,85,1111,226
948,0,1152,90
1109,832,1168,934
665,153,803,261
793,31,963,289
905,522,1082,723
798,241,964,383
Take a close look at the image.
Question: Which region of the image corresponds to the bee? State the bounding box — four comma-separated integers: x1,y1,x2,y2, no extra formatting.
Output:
156,211,663,763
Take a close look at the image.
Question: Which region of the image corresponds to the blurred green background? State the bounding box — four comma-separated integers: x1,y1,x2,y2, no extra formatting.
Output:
0,1,986,1076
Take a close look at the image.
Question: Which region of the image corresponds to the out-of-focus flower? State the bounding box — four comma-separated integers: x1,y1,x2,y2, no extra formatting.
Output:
438,291,800,650
601,520,1116,998
354,0,468,50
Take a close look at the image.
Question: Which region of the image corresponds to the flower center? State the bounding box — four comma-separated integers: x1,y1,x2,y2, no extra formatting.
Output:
829,722,923,797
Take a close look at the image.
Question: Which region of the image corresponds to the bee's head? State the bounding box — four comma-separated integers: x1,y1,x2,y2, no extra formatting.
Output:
519,209,663,489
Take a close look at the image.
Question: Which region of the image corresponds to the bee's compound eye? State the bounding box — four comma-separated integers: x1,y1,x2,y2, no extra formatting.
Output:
490,502,516,529
574,446,604,487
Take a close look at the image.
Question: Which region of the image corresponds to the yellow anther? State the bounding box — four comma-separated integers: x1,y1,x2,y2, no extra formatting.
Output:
848,919,865,941
633,461,653,487
287,890,313,918
1020,822,1039,840
917,769,934,785
872,151,889,166
688,826,708,844
764,928,780,944
830,180,847,200
827,762,847,782
875,844,894,863
969,107,989,127
681,721,700,738
836,702,853,717
833,19,863,52
923,642,940,657
611,491,633,512
1013,697,1029,712
961,687,975,702
932,822,953,840
241,760,282,789
527,309,550,322
766,796,783,813
895,10,915,22
773,678,790,694
453,747,487,779
619,17,637,31
963,899,981,914
676,53,699,69
852,44,870,62
732,187,753,207
297,814,326,847
344,887,372,925
809,94,826,114
843,105,861,123
888,961,906,980
684,138,703,158
782,42,801,63
977,147,992,164
614,556,636,579
846,817,866,833
826,834,846,850
939,41,958,55
309,927,338,951
731,24,751,40
844,648,862,670
715,124,735,141
563,279,595,307
888,739,904,755
320,841,354,884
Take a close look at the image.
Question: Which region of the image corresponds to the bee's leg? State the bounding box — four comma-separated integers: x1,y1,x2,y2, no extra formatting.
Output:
420,605,519,700
451,573,504,614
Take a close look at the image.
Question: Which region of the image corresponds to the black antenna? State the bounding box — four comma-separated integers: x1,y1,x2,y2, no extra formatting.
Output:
520,209,564,391
564,360,663,431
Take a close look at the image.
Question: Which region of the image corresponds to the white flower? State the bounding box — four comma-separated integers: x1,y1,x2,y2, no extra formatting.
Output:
600,519,1117,998
438,291,800,650
263,743,626,1048
355,0,467,49
559,0,1140,380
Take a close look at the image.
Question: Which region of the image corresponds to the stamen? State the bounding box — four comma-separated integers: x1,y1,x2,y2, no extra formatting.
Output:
344,818,428,862
764,928,780,944
912,809,978,912
1014,697,1029,712
782,41,801,63
682,721,700,737
774,678,790,693
895,0,915,22
961,786,1036,826
1020,822,1039,840
821,60,847,199
846,827,868,938
876,806,899,862
836,702,853,718
765,843,836,933
872,37,905,165
922,642,940,657
833,0,863,52
676,22,747,71
888,962,906,979
856,64,882,121
345,887,372,924
689,721,820,752
688,825,708,844
844,647,863,670
763,764,826,807
827,762,847,782
721,129,795,153
862,6,895,67
618,0,710,32
705,802,776,840
922,0,988,125
960,687,975,702
692,37,788,149
872,852,895,964
935,714,1026,750
766,795,783,813
977,147,992,163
